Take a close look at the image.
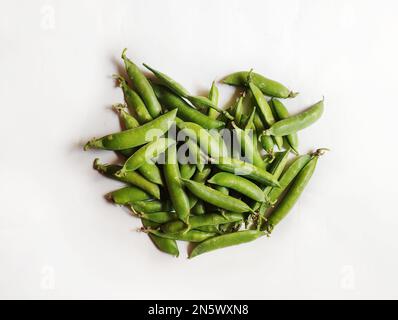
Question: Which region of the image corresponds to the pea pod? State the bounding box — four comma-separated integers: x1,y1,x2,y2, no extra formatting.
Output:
208,172,265,202
266,154,313,206
215,157,280,187
142,219,179,257
93,159,161,199
163,145,191,224
117,138,175,176
191,201,206,215
208,81,220,119
222,71,297,98
177,122,227,159
187,167,212,210
121,49,162,118
84,109,177,151
108,186,151,205
138,162,164,186
112,104,139,158
143,63,190,97
186,139,206,172
187,95,234,120
147,229,216,242
131,200,171,213
161,212,244,233
249,81,284,150
189,230,265,258
232,122,265,169
114,75,153,123
266,149,327,231
138,211,177,224
265,99,324,136
271,99,299,154
252,112,274,156
152,83,225,130
180,163,196,180
181,179,253,213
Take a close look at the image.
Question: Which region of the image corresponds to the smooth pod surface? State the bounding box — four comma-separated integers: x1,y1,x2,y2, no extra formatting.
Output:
189,230,265,258
85,109,177,151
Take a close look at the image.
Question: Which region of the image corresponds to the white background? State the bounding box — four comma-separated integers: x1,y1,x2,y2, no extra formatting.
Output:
1,0,398,299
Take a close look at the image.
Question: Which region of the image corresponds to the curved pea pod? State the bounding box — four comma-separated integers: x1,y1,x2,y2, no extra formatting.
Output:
138,162,164,186
138,211,177,224
189,230,265,258
181,179,253,213
207,81,220,119
266,154,312,206
186,139,206,172
93,159,161,199
252,112,274,155
131,200,171,213
215,157,280,187
84,109,177,151
117,138,175,176
108,186,151,205
266,149,326,231
265,99,324,136
146,229,216,242
121,49,162,118
222,71,297,99
143,63,190,98
180,163,196,180
163,144,191,224
254,149,290,225
152,83,225,129
249,81,284,150
208,172,265,202
187,95,234,120
186,166,212,209
114,76,153,124
161,212,245,234
270,99,299,154
232,122,265,169
177,122,227,159
141,219,179,257
191,201,206,215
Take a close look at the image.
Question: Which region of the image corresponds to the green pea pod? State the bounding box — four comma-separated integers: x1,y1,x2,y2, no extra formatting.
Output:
195,225,220,233
138,211,177,224
131,200,171,213
93,159,161,199
233,96,244,125
208,81,220,119
108,186,151,205
161,212,244,233
188,95,234,120
186,139,206,172
177,122,227,159
266,154,312,206
181,179,253,213
208,172,265,202
163,145,191,224
84,109,177,151
138,162,164,186
222,71,297,98
152,83,225,130
266,149,327,231
252,111,274,156
187,166,212,210
180,163,196,180
114,76,153,124
189,230,265,258
255,149,290,227
249,81,284,150
271,99,299,154
265,99,324,136
141,219,179,257
117,138,175,175
121,49,162,118
112,104,139,158
215,157,280,187
232,122,265,169
191,201,206,215
143,63,190,98
147,229,216,242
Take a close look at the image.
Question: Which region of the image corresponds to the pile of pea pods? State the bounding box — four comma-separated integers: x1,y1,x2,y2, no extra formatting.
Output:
84,49,327,258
